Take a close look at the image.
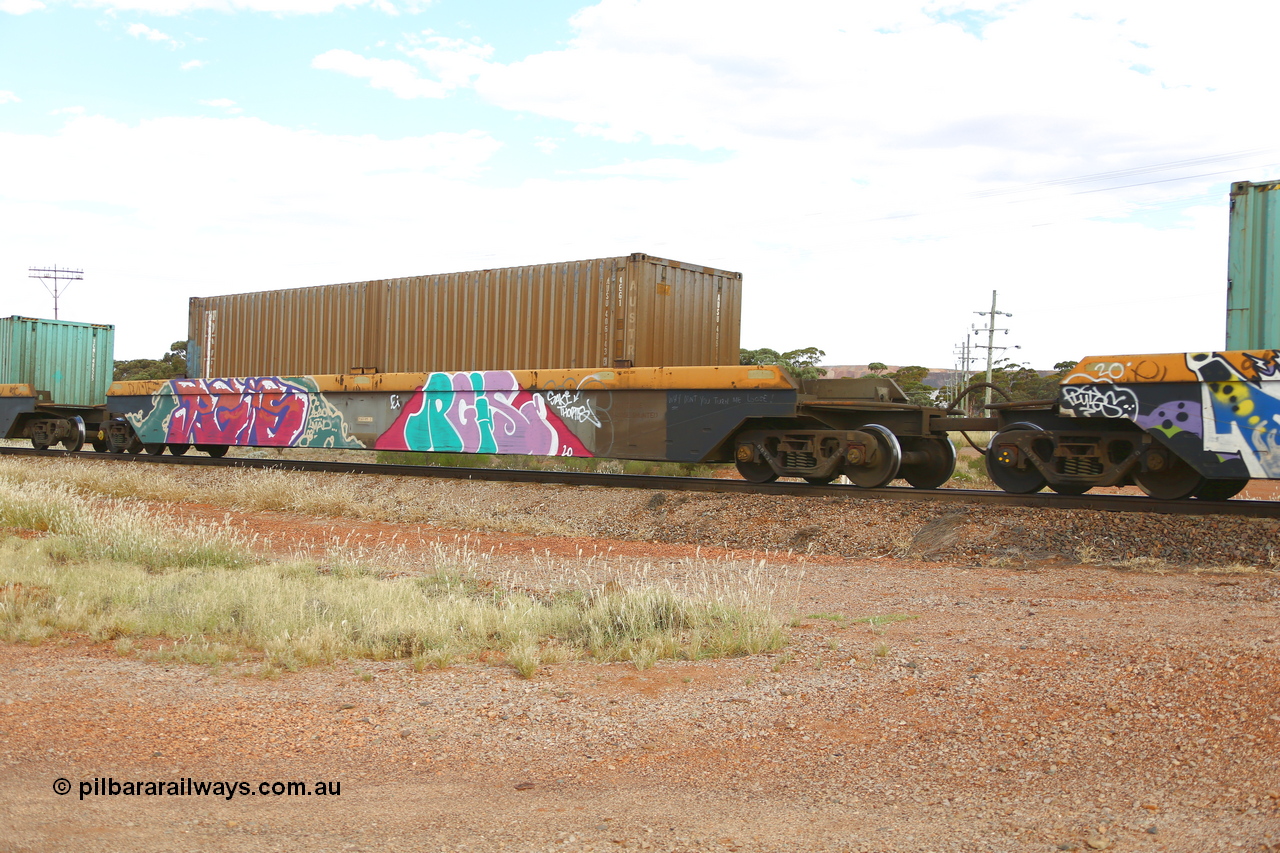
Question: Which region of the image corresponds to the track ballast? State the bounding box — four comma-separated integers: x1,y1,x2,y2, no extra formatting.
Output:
4,446,1278,519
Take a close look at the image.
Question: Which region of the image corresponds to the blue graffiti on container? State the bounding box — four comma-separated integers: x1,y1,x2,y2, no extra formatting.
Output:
1187,353,1280,477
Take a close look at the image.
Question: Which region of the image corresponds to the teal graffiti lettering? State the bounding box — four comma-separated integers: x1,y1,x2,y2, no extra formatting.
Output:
425,372,462,452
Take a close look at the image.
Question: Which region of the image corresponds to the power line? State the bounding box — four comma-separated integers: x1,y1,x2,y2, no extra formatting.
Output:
964,145,1280,198
28,266,83,320
788,149,1280,230
973,290,1016,409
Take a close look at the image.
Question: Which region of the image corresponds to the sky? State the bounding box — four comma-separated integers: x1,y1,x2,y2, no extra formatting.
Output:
3,0,1280,371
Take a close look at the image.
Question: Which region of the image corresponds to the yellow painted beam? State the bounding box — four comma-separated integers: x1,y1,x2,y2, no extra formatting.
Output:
108,366,797,397
1064,351,1280,385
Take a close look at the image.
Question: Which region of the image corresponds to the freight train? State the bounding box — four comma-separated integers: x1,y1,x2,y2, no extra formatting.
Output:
2,250,1277,501
6,344,1279,501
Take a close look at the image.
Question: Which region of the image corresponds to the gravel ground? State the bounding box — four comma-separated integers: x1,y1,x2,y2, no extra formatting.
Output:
71,454,1280,569
1,460,1278,852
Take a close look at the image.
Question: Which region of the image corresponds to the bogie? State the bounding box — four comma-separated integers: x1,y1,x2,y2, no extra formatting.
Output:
733,425,908,488
984,415,1154,496
26,416,86,453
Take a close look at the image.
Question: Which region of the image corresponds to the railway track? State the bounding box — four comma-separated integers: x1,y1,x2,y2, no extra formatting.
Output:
4,445,1279,519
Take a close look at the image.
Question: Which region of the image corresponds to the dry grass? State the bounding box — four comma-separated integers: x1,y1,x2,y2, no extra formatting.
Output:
0,477,252,571
948,455,995,490
0,469,793,675
0,458,579,538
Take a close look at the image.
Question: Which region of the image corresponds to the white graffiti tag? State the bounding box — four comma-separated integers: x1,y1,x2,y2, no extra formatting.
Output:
1060,384,1139,419
543,389,602,427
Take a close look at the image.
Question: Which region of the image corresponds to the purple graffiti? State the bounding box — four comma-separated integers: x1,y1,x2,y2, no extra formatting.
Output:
1135,399,1202,437
1245,351,1280,379
374,370,591,456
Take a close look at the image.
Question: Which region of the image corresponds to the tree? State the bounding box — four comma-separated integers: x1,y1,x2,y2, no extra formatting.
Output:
114,340,188,382
888,365,935,406
983,360,1029,401
984,359,1077,403
740,346,828,381
859,363,938,406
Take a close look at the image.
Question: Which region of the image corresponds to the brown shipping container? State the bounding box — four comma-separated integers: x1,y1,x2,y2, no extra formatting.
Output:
188,254,742,378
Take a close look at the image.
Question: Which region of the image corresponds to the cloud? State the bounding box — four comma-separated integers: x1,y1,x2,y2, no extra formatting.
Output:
0,113,503,354
578,158,704,179
401,31,492,88
4,1,1276,370
312,48,451,98
0,104,1241,370
1,113,503,217
199,98,242,113
181,60,206,70
311,31,492,101
0,91,19,105
23,0,412,13
424,0,1280,168
126,22,183,48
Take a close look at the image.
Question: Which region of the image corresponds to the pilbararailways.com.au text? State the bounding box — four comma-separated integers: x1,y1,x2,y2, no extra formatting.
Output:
56,777,341,801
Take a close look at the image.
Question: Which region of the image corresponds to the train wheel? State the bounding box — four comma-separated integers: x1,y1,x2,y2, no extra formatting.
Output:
985,425,1047,494
899,437,956,490
844,425,902,488
1193,478,1248,501
803,473,838,485
736,459,778,483
1134,454,1204,500
31,436,52,450
125,436,145,454
167,443,191,456
196,444,229,458
1048,482,1092,495
143,443,166,455
91,436,108,452
60,417,86,452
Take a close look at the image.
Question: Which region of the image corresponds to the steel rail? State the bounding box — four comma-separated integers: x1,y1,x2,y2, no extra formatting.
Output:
3,446,1278,518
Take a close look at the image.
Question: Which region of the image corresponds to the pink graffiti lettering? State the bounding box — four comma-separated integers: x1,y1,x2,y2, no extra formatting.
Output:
374,370,591,456
167,377,311,447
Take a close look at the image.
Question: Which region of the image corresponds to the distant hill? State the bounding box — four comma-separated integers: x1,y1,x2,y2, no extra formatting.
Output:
823,365,962,390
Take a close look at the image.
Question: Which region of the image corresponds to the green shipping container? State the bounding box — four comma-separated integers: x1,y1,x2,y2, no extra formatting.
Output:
1226,180,1280,349
0,316,115,407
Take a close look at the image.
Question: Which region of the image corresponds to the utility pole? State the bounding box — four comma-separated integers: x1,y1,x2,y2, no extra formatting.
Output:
950,338,975,413
28,265,84,320
973,290,1014,410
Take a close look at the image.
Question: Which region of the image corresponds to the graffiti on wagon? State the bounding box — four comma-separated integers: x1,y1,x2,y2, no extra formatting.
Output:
374,371,591,457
